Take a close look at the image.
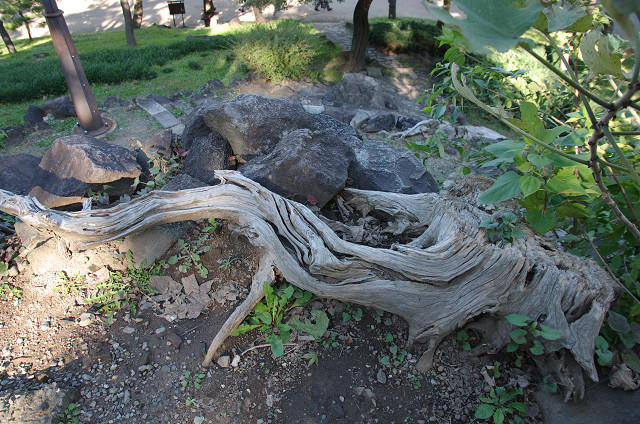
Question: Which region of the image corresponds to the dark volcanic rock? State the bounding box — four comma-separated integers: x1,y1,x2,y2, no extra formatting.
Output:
183,132,233,185
0,154,41,195
41,96,76,119
181,100,220,150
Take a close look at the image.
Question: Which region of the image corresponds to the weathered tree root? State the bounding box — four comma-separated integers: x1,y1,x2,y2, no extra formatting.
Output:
0,170,616,397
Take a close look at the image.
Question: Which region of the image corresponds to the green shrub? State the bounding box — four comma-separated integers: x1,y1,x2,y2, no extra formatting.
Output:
369,17,444,54
231,20,330,82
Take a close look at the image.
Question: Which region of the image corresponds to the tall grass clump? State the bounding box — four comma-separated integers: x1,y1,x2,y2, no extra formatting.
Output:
368,17,444,54
231,20,331,82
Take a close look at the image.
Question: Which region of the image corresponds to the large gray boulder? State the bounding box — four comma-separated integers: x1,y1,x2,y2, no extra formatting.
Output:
0,154,41,195
332,73,386,110
28,135,141,209
202,94,315,160
181,99,219,150
240,129,351,207
348,139,438,194
182,132,233,185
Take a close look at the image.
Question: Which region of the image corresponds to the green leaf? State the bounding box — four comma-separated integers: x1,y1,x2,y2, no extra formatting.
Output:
519,175,541,198
167,255,178,265
525,208,555,234
580,31,624,77
475,403,495,419
621,350,640,373
608,310,631,333
529,339,545,355
506,314,529,327
534,4,591,33
539,324,563,341
266,333,284,357
520,101,539,124
457,330,469,341
485,140,526,159
555,203,592,218
510,328,528,344
478,172,522,205
546,174,590,196
493,408,505,424
427,0,542,54
507,341,519,353
302,352,319,366
381,356,391,366
255,311,272,325
289,310,330,339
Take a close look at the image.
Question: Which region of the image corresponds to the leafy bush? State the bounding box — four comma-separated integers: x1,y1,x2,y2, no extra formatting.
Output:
231,20,330,82
368,17,444,54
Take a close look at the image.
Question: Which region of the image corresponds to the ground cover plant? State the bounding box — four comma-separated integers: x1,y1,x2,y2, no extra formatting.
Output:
368,17,445,55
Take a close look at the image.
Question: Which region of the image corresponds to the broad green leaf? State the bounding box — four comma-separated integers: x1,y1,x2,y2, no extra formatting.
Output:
621,350,640,373
517,162,534,173
608,310,630,333
475,404,495,419
427,0,542,54
289,310,329,339
555,203,592,218
231,323,261,336
457,330,469,341
493,408,505,424
595,335,609,350
485,140,526,159
507,342,519,353
478,172,522,204
527,154,551,170
520,175,541,198
510,328,528,344
534,4,591,33
547,175,590,196
167,255,178,265
580,31,624,77
255,311,272,325
266,333,284,357
539,324,563,340
506,314,530,327
596,349,613,365
520,101,539,124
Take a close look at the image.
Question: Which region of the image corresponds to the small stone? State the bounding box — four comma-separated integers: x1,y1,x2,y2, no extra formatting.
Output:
155,326,166,334
231,355,240,368
79,313,93,327
194,417,205,424
329,402,345,418
376,369,387,384
122,326,135,334
217,355,231,368
166,332,182,348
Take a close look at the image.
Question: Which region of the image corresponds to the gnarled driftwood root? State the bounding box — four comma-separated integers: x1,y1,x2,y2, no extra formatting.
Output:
0,170,616,397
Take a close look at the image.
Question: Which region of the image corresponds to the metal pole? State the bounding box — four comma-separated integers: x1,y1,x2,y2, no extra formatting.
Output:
40,0,115,136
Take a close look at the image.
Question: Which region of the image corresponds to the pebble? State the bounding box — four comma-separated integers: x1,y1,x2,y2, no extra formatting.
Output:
166,332,182,348
155,326,166,334
217,355,231,368
122,326,135,334
194,417,205,424
376,369,387,384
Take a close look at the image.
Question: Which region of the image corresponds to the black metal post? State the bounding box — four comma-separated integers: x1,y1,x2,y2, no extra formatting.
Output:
41,0,115,136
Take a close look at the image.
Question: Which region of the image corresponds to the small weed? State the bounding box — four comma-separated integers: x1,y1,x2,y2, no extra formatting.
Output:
322,331,340,349
58,402,81,424
168,237,211,278
540,375,557,394
185,397,199,407
600,311,640,372
0,129,7,149
480,212,525,244
202,218,221,234
232,282,321,357
86,184,113,205
380,332,407,366
217,256,243,271
54,271,86,297
506,314,562,356
181,370,206,389
342,302,363,323
474,386,527,424
409,375,422,390
302,351,319,366
457,329,471,351
0,283,22,301
372,308,384,324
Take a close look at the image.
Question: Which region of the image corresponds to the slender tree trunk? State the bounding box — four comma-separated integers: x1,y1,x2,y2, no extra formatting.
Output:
0,20,16,54
348,0,372,71
388,0,396,19
133,0,143,29
120,0,137,46
18,11,32,40
253,7,266,23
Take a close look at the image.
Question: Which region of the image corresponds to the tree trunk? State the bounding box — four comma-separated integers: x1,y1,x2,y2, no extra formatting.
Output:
0,20,16,54
133,0,143,29
388,0,396,19
437,0,452,29
253,7,266,23
18,11,32,40
348,0,372,71
0,171,616,399
119,0,137,46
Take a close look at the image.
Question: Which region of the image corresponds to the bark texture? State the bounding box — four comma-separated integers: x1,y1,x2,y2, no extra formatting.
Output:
348,0,372,71
0,20,16,54
119,0,137,46
133,0,143,29
0,171,615,398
